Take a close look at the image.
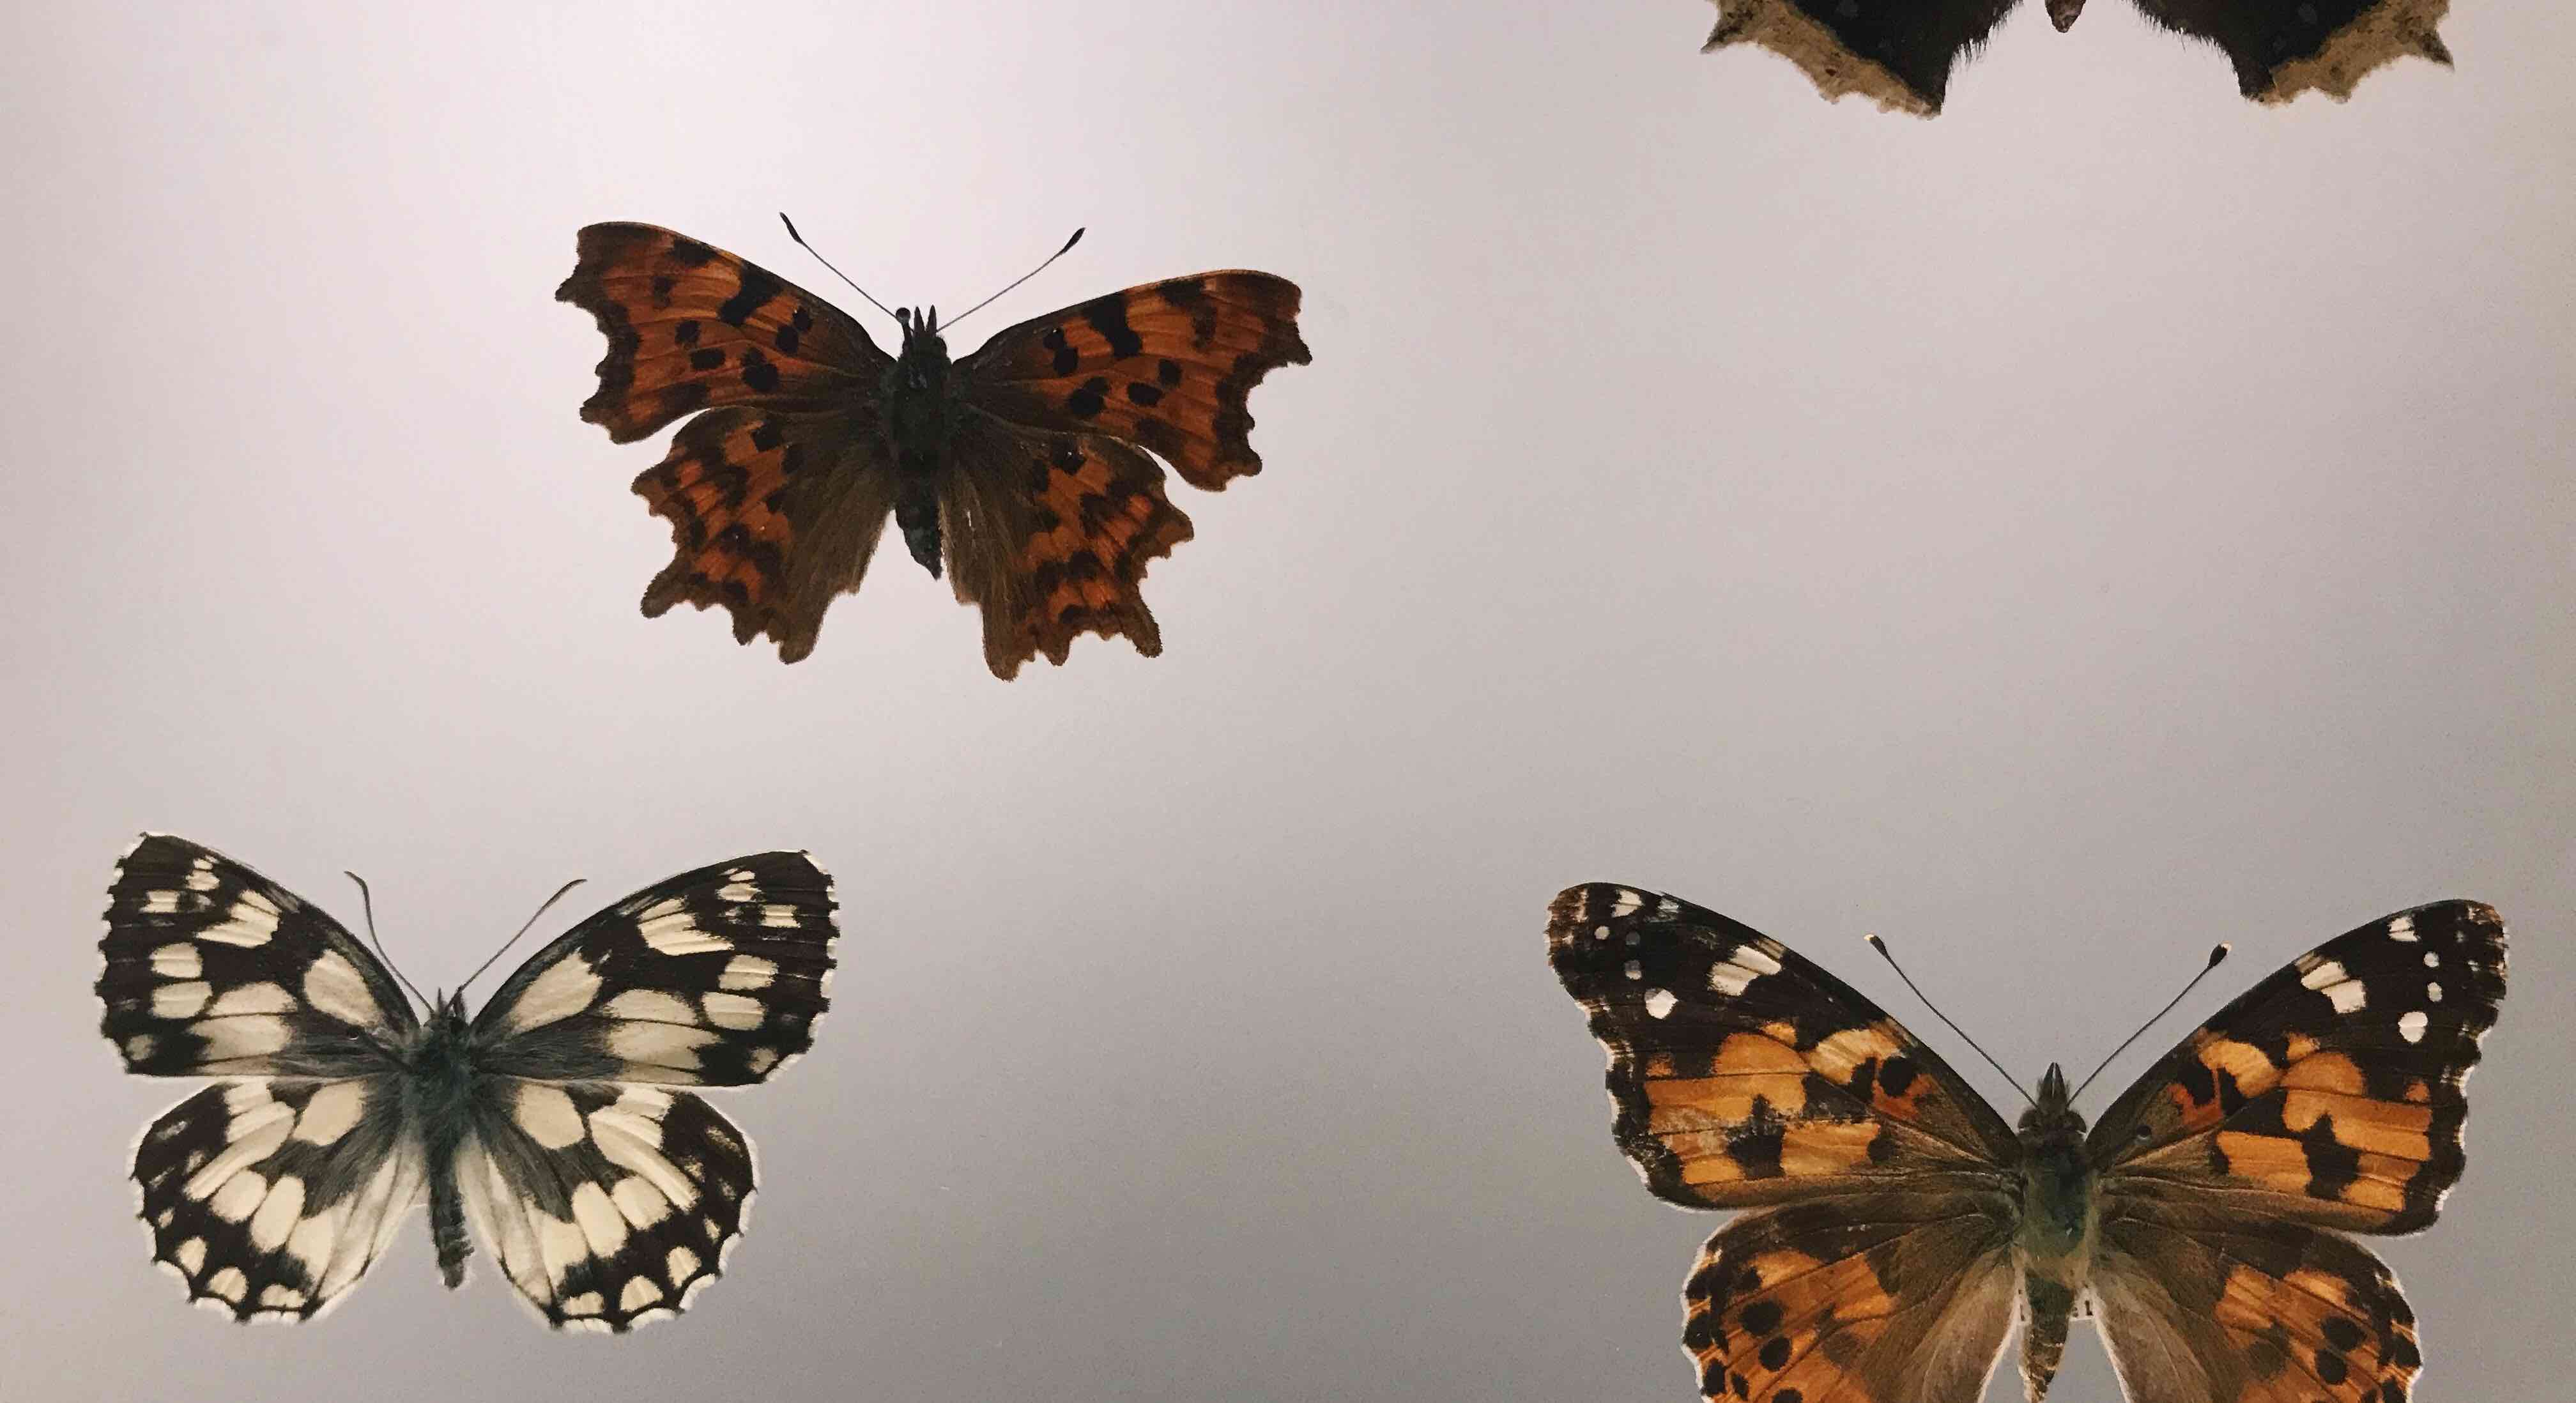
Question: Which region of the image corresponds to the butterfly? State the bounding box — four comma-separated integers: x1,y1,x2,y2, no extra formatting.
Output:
1699,0,2454,116
94,834,839,1331
1547,882,2507,1402
556,222,1312,678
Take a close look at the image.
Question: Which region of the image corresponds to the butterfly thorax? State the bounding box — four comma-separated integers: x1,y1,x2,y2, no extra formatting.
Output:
2011,1062,2096,1402
883,308,956,578
397,995,482,1126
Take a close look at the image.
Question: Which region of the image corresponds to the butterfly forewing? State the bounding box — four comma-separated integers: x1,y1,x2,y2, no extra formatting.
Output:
556,223,888,443
2088,900,2506,1234
960,272,1312,490
2128,0,2453,102
100,834,414,1077
456,1082,755,1332
472,851,837,1086
1549,883,2019,1211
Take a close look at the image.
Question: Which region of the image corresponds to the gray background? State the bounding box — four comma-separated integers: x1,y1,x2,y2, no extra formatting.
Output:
5,3,2569,1399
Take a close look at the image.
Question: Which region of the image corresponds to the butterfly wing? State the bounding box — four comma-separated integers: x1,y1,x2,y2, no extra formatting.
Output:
939,413,1196,678
627,404,898,663
557,223,889,443
2091,1217,2419,1403
1699,1,2022,116
129,1080,424,1322
1549,882,2021,1208
957,272,1310,491
560,225,901,662
100,836,426,1321
2085,901,2505,1403
448,852,836,1329
1684,1198,2019,1403
1551,884,2024,1403
2125,0,2451,103
454,1082,755,1331
470,851,838,1086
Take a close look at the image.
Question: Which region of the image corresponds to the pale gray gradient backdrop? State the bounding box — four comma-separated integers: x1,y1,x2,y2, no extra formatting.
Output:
4,3,2570,1400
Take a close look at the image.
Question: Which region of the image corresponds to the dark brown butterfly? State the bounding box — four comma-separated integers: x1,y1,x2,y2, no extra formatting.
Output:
1550,884,2506,1402
557,223,1310,677
1701,0,2453,116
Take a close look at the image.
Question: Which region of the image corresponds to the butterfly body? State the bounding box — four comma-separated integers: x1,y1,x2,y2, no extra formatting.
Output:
558,224,1311,675
1701,0,2454,116
96,836,841,1330
1549,884,2505,1403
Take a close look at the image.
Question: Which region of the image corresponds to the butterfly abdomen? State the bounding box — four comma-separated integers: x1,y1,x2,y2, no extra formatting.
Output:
884,315,958,576
399,1008,481,1288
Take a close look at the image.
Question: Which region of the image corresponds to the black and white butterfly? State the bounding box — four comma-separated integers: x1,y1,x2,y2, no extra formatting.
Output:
95,834,838,1331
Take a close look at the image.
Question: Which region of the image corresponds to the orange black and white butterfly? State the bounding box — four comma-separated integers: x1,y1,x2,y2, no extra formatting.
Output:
556,217,1311,678
96,834,838,1330
1699,0,2453,116
1547,882,2506,1402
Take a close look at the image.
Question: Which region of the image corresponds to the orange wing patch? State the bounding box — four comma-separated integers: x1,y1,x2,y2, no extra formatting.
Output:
961,273,1310,489
1683,1202,2016,1403
632,406,892,663
2096,1215,2421,1403
558,223,884,443
942,422,1194,680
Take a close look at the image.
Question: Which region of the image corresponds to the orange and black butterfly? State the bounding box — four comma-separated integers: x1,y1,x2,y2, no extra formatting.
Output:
1549,883,2506,1402
557,222,1310,677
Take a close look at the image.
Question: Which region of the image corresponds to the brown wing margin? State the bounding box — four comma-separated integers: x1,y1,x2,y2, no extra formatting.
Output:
940,411,1195,679
958,272,1310,490
556,222,888,443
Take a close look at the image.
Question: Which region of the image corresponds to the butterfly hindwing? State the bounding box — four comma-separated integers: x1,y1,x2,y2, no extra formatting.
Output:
942,415,1196,678
1548,884,2019,1210
2092,1215,2420,1403
457,1082,755,1332
472,851,837,1087
959,272,1311,491
2129,0,2452,102
131,1078,422,1322
1700,0,2452,114
630,404,897,663
99,834,412,1078
2089,900,2506,1234
1702,0,2019,116
558,223,888,443
1684,1196,2020,1403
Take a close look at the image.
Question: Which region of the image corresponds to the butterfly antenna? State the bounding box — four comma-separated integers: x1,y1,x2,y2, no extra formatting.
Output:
778,211,898,321
2070,942,2232,1103
1864,933,2037,1110
940,227,1085,330
342,871,431,1012
457,878,588,996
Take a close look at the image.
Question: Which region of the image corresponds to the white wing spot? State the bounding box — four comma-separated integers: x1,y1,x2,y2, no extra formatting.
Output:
610,1176,671,1229
2398,1011,2428,1043
247,1175,306,1252
208,981,295,1016
605,988,698,1025
1610,889,1644,917
2425,982,2442,1002
2423,952,2439,968
205,1266,249,1303
1643,988,1678,1020
569,1181,629,1257
620,1276,665,1311
197,1015,293,1062
151,981,212,1019
639,914,732,957
700,991,765,1030
746,1047,779,1076
294,1081,367,1146
561,1290,605,1317
124,1034,157,1062
1622,960,1643,981
2299,960,2347,990
209,1172,269,1222
257,1285,305,1310
716,882,758,903
514,1083,588,1150
187,859,220,892
608,1020,720,1071
1735,944,1784,976
492,956,604,1035
2388,914,2418,941
2322,979,2366,1015
199,896,281,947
1591,924,1610,940
302,951,381,1028
718,954,778,992
667,1245,701,1282
174,1237,207,1275
760,903,800,928
148,943,203,978
143,890,183,914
